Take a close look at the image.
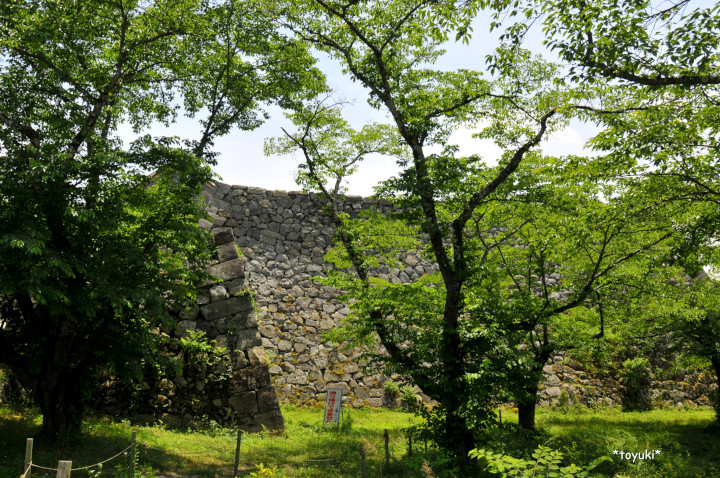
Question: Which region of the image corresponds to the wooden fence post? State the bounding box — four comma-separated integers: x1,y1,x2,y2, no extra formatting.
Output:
56,460,71,478
130,430,137,477
233,428,242,477
24,438,33,478
360,446,366,478
383,429,389,470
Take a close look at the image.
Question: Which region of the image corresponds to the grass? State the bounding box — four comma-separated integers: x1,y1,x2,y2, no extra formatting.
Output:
540,406,720,477
0,405,424,477
0,404,718,477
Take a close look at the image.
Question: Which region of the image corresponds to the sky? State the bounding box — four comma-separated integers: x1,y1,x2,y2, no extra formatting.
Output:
118,16,596,197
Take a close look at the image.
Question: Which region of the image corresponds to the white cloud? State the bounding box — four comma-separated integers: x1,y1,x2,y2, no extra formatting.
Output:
541,121,598,158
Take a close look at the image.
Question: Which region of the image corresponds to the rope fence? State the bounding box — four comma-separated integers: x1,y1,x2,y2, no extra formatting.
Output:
20,430,136,478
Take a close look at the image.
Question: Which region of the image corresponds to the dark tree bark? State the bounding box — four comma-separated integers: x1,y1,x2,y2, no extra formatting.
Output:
518,336,553,431
517,383,539,431
710,355,720,425
38,373,85,442
33,316,88,441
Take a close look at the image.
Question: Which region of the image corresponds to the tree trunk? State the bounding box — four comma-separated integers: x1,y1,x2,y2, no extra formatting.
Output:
517,344,553,431
440,283,476,462
517,384,539,430
35,315,88,442
39,379,84,442
443,387,475,461
710,355,720,425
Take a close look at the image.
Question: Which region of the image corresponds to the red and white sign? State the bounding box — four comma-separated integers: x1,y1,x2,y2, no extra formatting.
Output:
323,387,343,424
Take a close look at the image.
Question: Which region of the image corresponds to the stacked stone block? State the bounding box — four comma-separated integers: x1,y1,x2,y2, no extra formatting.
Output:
173,185,284,431
99,185,284,431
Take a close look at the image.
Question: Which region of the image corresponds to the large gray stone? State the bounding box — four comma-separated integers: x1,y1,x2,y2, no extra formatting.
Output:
233,310,258,329
365,398,383,407
225,278,246,295
209,285,229,303
175,320,197,338
545,386,562,398
200,295,253,321
236,328,262,350
257,386,281,414
327,382,351,395
178,306,199,321
206,258,245,282
286,372,308,385
545,374,562,387
230,365,272,392
246,347,267,366
217,242,239,262
259,325,279,338
213,227,235,245
253,409,285,431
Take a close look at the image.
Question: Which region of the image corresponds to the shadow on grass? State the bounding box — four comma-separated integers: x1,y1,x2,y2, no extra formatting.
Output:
0,408,434,477
479,409,720,478
0,410,231,477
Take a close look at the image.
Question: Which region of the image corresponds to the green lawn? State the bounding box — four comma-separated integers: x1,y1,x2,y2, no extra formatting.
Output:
0,405,717,477
535,407,720,478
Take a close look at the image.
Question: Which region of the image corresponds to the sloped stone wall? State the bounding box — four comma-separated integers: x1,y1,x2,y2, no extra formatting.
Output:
98,185,283,432
176,196,284,431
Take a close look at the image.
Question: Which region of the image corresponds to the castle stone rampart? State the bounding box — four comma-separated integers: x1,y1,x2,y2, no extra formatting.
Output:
204,182,716,411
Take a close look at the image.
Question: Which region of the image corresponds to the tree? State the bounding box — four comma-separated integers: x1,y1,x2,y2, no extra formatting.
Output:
269,94,678,473
485,0,720,419
274,0,691,443
0,0,321,441
599,221,720,421
484,0,720,85
276,0,572,457
485,0,720,236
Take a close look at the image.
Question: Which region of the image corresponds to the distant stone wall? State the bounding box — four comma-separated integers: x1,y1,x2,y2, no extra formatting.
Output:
204,182,432,408
539,355,716,409
201,182,717,411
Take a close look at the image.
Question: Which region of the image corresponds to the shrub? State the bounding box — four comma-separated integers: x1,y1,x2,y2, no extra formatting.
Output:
620,357,653,412
469,445,609,477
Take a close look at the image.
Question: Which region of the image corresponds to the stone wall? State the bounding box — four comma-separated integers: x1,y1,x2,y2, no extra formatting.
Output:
539,355,716,409
206,182,427,408
201,182,717,411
